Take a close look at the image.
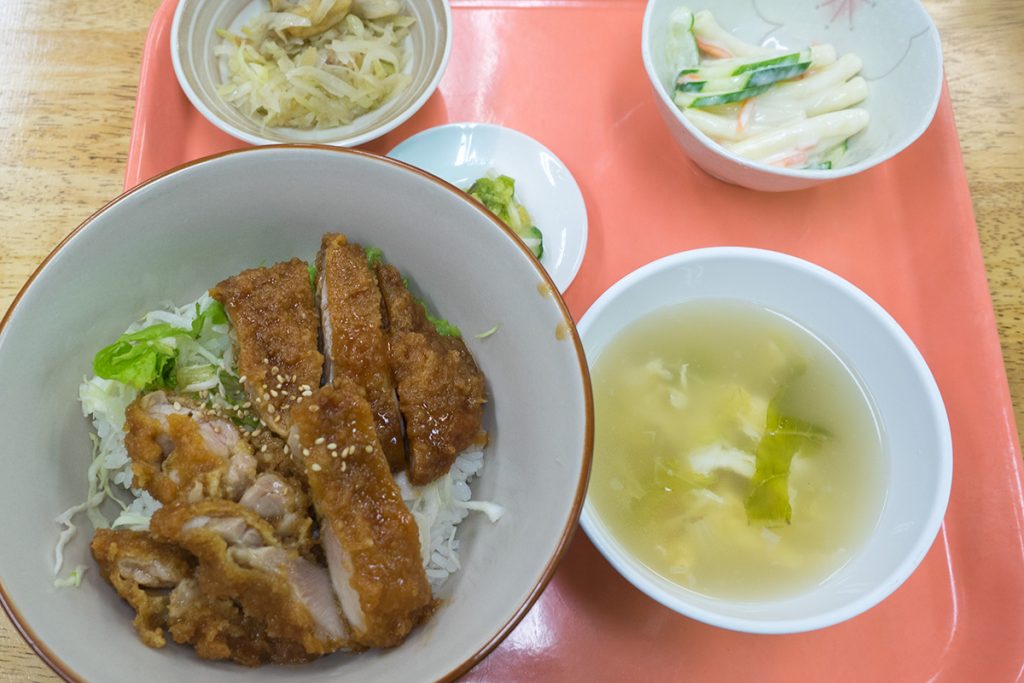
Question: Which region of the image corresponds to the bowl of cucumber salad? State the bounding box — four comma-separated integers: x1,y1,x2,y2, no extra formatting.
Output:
641,0,943,191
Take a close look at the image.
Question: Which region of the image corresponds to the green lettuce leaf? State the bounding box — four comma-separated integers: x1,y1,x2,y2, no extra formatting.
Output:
93,310,224,392
93,331,180,391
420,302,461,338
307,262,317,292
191,300,227,337
365,246,383,267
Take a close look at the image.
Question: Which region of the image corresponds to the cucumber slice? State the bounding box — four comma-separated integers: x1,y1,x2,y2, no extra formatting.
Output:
521,226,544,259
805,138,849,170
684,60,809,94
667,7,699,71
746,61,810,86
675,74,707,93
685,84,772,108
732,52,801,75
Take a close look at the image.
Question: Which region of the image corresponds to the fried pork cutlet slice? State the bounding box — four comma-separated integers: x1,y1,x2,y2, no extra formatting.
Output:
124,391,257,504
376,264,487,485
238,472,314,553
166,577,316,666
316,233,405,470
289,378,432,648
90,529,193,648
211,259,324,438
150,499,349,659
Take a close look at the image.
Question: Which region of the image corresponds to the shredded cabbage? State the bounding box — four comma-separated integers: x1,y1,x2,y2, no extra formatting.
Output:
54,565,88,589
215,2,415,129
54,294,237,579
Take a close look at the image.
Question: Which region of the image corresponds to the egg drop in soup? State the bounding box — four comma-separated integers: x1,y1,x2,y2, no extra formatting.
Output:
589,300,886,600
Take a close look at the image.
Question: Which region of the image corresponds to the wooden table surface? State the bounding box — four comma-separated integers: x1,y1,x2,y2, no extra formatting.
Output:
0,0,1021,679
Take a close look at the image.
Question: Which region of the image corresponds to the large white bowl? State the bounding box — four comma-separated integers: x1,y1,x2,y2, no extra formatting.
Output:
578,248,952,633
641,0,944,191
0,146,592,681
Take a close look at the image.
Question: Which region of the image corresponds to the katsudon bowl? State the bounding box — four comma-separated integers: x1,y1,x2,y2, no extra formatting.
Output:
0,146,593,682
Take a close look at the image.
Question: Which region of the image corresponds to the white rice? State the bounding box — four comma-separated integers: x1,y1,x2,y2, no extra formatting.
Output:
395,448,503,590
59,292,501,590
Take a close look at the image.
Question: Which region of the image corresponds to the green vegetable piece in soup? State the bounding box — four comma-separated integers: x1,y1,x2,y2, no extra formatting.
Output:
745,396,829,526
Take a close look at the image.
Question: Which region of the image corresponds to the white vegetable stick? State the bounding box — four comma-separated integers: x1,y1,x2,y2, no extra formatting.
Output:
683,108,747,141
806,43,837,69
806,76,868,116
761,53,863,103
693,10,773,58
726,108,869,162
683,107,806,142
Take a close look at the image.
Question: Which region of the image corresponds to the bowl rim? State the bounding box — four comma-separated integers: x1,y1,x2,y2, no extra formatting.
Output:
577,246,953,634
169,0,454,147
639,0,945,181
0,144,594,682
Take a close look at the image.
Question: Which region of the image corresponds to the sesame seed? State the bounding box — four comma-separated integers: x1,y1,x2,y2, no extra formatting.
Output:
251,429,262,437
173,401,182,410
310,405,320,412
267,404,276,414
341,462,347,472
284,445,290,454
213,426,221,434
238,375,248,383
263,358,269,364
331,451,338,458
260,445,267,453
311,463,322,472
263,393,270,401
270,389,279,397
302,390,313,397
276,374,285,383
364,445,373,453
327,443,337,450
303,448,310,456
296,397,303,403
314,437,325,445
271,365,279,374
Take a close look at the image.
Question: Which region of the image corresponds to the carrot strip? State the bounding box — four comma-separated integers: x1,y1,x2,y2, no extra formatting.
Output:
696,39,731,59
736,99,755,134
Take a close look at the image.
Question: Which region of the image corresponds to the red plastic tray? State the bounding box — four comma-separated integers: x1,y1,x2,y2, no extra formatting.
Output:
126,0,1024,679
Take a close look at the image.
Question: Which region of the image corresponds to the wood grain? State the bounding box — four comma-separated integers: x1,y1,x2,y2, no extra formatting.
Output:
0,0,1021,680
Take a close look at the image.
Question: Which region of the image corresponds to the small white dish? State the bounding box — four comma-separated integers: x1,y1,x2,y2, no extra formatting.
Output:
171,0,452,146
388,123,588,293
641,0,944,191
578,247,952,633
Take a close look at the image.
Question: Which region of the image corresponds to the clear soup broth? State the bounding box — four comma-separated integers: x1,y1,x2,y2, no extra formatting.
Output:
589,299,886,601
